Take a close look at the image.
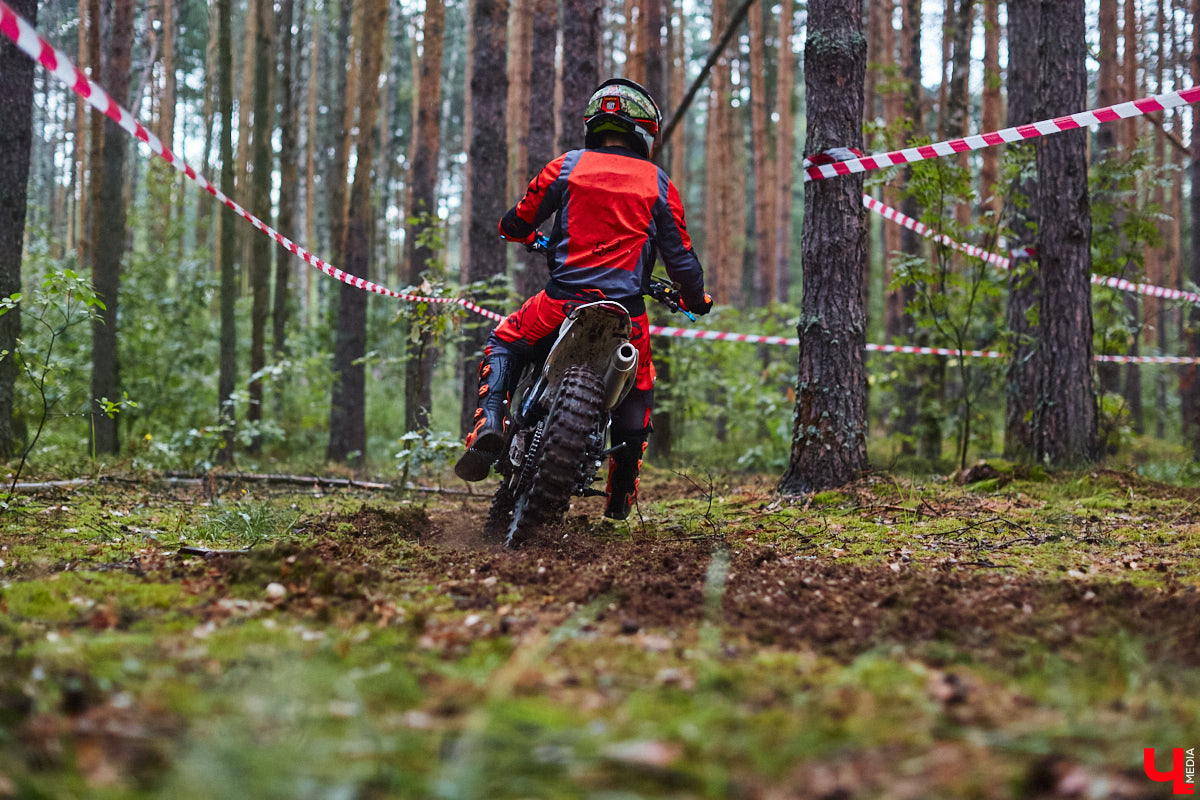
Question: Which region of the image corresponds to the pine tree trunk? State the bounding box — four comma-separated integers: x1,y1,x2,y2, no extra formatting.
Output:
748,2,773,307
779,0,868,493
1152,0,1169,439
461,0,510,435
643,0,664,100
894,0,921,352
879,0,900,338
86,0,101,275
161,0,176,245
217,0,238,462
236,0,257,278
558,0,600,153
1095,0,1123,397
75,0,87,266
194,0,218,255
726,58,745,310
405,0,446,433
161,3,176,144
0,0,36,458
507,0,531,207
772,0,795,304
247,0,274,453
328,0,388,465
272,0,298,359
90,0,134,456
1121,0,1143,431
515,0,557,298
305,17,319,265
1186,0,1200,459
1033,0,1098,468
1002,0,1041,461
327,0,353,265
704,0,729,305
979,0,1000,218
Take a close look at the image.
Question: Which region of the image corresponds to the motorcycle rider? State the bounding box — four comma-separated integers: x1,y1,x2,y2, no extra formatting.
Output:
454,77,712,521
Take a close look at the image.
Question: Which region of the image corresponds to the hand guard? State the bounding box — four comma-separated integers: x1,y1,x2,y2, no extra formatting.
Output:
681,292,713,316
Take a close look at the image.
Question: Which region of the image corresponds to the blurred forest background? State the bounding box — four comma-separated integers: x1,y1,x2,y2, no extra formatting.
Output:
1,0,1198,483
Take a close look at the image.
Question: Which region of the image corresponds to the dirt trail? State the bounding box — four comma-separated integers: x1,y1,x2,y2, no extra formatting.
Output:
241,501,1200,669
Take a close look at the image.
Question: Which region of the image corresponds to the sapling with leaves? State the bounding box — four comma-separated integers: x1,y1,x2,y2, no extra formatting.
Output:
0,269,127,499
890,154,1009,472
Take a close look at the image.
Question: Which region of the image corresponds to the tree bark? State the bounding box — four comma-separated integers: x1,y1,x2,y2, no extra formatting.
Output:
0,0,36,458
1152,0,1169,439
1033,0,1098,468
327,0,388,465
893,0,924,451
74,0,87,266
273,0,298,359
703,0,729,305
779,0,868,493
461,0,510,434
160,0,175,149
557,0,600,154
1002,0,1041,462
1185,0,1200,459
643,0,664,101
216,0,237,462
247,0,274,453
979,0,1000,218
772,0,795,305
90,0,134,456
1094,0,1123,397
327,0,354,271
515,0,557,299
1120,0,1143,431
194,0,218,254
748,2,773,308
507,0,532,208
404,0,446,433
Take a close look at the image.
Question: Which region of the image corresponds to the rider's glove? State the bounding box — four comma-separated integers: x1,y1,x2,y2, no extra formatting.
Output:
682,292,713,316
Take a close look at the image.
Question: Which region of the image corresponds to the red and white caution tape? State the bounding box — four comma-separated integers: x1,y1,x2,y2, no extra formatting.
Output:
648,325,799,346
862,195,1014,268
862,194,1200,306
805,85,1200,182
5,2,1195,366
1096,354,1200,364
650,325,1006,358
649,325,1200,363
1090,275,1200,305
0,1,508,323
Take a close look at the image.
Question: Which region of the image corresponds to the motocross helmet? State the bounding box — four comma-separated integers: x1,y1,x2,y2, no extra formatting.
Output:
583,78,662,158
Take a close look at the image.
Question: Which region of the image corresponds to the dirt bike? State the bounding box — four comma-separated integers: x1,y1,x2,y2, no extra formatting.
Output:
486,236,697,548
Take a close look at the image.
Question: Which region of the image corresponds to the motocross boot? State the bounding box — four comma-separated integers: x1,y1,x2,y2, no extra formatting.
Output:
604,431,648,520
454,348,516,481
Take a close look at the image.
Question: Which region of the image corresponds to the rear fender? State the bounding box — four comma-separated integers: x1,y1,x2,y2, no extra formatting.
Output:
538,301,631,408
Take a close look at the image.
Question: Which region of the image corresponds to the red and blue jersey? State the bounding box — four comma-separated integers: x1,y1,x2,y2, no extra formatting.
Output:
499,146,706,317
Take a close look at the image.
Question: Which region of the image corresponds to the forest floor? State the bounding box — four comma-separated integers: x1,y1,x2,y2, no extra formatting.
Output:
0,464,1198,799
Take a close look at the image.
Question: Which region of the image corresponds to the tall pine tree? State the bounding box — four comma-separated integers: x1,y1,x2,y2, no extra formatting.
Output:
779,0,868,493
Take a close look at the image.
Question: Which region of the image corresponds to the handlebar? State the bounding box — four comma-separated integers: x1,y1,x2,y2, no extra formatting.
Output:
647,277,696,321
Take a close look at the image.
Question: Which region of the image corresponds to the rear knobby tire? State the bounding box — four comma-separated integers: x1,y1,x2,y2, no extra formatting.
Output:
484,481,516,541
506,365,605,547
